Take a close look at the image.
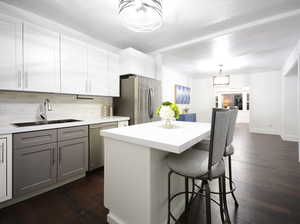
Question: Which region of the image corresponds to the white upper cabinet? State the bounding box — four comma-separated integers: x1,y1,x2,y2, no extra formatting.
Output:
23,22,60,93
108,53,120,97
87,46,108,95
61,35,88,95
119,48,156,79
0,14,22,91
0,12,120,96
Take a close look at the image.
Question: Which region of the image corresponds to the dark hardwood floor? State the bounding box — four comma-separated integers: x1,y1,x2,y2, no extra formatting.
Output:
0,124,299,224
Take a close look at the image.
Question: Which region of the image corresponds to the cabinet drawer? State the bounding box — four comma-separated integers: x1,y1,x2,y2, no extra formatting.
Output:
58,126,88,141
13,129,57,149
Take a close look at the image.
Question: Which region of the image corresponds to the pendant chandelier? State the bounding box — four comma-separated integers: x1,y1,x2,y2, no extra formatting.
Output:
213,65,230,87
119,0,163,32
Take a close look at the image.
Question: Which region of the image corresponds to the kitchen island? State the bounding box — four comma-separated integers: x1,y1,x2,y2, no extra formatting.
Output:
101,121,211,224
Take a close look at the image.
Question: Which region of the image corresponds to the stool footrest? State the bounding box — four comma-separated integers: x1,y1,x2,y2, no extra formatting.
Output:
194,176,237,195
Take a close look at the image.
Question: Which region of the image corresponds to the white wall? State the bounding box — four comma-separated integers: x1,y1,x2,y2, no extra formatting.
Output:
281,74,298,141
159,66,192,104
191,74,250,123
298,56,300,162
249,71,281,135
191,72,282,135
191,78,214,122
0,91,112,126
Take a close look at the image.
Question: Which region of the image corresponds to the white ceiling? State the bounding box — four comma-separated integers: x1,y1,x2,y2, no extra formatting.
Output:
2,0,300,77
162,14,300,77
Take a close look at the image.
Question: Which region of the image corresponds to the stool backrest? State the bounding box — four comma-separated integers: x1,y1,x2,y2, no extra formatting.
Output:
226,107,238,146
208,108,230,178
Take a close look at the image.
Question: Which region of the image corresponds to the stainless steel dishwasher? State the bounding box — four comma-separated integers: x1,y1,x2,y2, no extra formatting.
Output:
89,122,118,171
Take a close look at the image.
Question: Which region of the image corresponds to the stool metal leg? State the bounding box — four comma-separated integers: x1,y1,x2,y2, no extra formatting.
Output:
185,177,189,211
204,181,211,224
192,178,195,198
228,156,239,207
200,181,205,193
168,171,173,224
222,175,231,224
218,177,225,223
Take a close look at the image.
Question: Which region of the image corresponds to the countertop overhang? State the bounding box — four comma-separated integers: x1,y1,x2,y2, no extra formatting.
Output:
101,121,211,154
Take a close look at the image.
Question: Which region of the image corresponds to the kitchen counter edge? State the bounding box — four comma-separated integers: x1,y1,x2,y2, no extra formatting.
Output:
0,116,130,135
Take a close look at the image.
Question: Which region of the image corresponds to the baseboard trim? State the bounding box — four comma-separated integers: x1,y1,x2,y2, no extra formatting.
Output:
107,213,126,224
0,173,85,209
250,128,280,135
107,196,186,224
281,135,299,142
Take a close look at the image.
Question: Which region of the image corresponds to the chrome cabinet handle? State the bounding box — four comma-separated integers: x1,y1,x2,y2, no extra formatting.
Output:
52,148,55,166
59,147,62,163
148,88,154,119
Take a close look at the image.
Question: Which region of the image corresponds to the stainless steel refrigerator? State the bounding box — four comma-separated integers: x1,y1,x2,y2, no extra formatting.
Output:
113,75,162,125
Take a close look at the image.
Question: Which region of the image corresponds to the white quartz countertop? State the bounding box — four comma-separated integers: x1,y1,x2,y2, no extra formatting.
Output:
0,116,130,135
101,121,211,154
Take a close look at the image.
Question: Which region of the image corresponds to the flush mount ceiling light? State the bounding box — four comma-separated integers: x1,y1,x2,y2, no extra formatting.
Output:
119,0,163,32
213,65,230,87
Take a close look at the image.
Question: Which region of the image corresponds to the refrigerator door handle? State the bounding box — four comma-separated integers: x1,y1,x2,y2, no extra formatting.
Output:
148,88,154,119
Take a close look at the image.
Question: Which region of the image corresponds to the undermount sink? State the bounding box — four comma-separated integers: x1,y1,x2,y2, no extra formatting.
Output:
13,119,82,127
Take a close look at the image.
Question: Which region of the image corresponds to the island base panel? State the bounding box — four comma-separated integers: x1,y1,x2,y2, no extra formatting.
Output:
104,137,189,224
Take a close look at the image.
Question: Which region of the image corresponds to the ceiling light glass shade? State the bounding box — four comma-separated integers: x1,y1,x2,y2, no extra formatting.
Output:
119,0,163,32
213,75,230,86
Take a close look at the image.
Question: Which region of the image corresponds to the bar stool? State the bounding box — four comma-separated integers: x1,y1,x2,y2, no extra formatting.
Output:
194,107,239,207
166,108,231,224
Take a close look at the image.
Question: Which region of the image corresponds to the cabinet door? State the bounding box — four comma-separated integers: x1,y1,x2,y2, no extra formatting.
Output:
0,14,22,91
108,53,120,97
89,122,118,170
13,143,57,197
61,36,88,94
119,48,145,75
0,136,12,203
87,46,108,95
57,137,88,182
23,23,60,93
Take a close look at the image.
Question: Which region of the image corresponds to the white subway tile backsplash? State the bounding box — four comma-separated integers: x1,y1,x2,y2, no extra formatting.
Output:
0,91,112,125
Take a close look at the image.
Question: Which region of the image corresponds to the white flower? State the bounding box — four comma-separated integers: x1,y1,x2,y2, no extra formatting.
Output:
159,106,175,119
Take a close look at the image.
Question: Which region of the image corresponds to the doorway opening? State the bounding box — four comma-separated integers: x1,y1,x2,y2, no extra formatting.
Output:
214,88,250,123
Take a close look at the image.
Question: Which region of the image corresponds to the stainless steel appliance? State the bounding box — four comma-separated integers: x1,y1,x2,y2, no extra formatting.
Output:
114,75,161,125
88,122,118,171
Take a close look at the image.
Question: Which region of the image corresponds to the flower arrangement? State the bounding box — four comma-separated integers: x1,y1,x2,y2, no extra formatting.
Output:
156,101,180,128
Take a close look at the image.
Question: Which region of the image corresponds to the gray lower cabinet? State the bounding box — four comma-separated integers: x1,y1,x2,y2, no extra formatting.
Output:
13,126,88,198
14,143,57,197
89,122,118,171
57,137,88,182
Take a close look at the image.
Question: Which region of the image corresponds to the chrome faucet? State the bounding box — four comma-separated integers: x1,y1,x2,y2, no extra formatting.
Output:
40,98,53,121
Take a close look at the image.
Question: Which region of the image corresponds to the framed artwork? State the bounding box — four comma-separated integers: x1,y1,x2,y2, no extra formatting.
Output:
175,84,191,104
